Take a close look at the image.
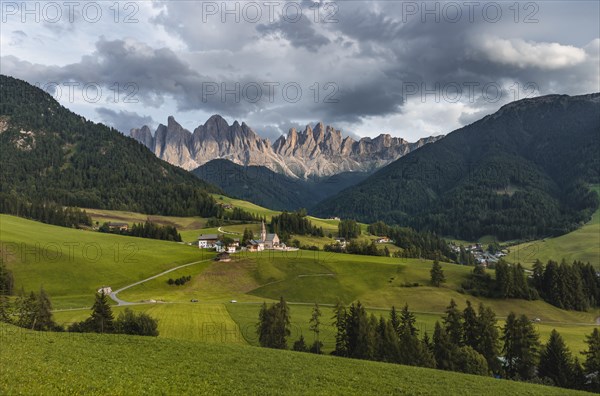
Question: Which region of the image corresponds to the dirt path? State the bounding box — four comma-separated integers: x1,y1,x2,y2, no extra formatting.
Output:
109,259,213,306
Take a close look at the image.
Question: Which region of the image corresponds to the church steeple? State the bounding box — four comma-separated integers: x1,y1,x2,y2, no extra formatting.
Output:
261,220,266,242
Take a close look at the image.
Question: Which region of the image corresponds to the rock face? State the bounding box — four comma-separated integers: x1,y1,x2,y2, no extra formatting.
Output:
130,115,442,178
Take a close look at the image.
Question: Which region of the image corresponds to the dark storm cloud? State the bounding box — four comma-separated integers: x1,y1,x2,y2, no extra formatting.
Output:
96,108,155,135
1,1,597,138
1,38,274,116
256,14,330,52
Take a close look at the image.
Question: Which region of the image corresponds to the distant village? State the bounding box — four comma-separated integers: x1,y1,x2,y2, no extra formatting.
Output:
450,243,508,267
197,221,295,260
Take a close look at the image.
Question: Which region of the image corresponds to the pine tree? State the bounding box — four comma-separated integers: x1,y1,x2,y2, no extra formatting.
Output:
375,316,400,363
90,291,114,333
462,300,478,348
476,303,500,374
532,259,545,292
332,301,348,357
443,299,463,346
583,328,600,392
430,259,445,287
309,303,322,354
272,297,291,349
502,313,540,380
389,306,400,336
292,335,308,352
399,303,418,337
35,287,56,331
433,321,454,371
257,302,270,347
538,329,574,388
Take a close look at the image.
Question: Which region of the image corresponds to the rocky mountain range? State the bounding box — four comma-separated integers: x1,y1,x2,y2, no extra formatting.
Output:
130,115,442,178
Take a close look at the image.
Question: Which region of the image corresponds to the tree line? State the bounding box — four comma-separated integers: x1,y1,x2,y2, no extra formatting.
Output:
0,279,159,337
270,210,324,240
99,221,182,242
68,292,158,336
369,221,457,262
256,297,600,392
167,276,192,286
460,258,600,312
0,196,92,228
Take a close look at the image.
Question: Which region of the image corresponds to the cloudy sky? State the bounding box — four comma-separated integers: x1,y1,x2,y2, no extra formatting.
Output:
1,0,598,141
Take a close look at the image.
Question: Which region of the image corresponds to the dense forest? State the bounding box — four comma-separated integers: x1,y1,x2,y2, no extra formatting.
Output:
314,94,600,240
369,221,457,261
258,297,600,392
193,159,371,211
0,75,222,217
461,259,600,312
270,210,324,241
99,221,182,242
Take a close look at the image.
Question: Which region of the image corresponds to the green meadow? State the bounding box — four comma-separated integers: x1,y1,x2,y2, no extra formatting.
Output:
0,214,209,308
2,213,599,361
0,323,588,396
505,185,600,267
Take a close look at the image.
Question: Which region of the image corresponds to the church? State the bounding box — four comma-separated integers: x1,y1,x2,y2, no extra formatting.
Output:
247,221,280,250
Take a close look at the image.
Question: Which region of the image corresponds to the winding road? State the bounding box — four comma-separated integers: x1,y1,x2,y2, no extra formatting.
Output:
217,226,239,235
109,258,213,306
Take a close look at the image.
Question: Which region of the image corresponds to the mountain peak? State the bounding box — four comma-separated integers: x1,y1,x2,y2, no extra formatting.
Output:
132,115,443,178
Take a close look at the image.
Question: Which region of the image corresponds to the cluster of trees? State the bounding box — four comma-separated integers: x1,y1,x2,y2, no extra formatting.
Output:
324,240,388,257
532,259,600,311
257,297,600,392
0,287,61,331
167,276,192,286
226,208,264,222
270,210,324,240
461,258,599,312
0,197,92,228
338,219,361,239
241,228,254,244
257,297,291,349
369,221,457,262
99,221,182,242
68,292,158,336
495,261,538,300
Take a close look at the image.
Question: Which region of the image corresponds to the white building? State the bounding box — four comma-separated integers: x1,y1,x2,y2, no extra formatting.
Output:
198,234,219,248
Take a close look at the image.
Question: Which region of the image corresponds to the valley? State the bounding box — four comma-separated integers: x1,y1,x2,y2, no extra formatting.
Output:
3,211,598,359
1,77,599,394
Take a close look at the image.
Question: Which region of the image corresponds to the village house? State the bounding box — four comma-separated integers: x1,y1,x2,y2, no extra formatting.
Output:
215,252,231,262
246,240,264,252
107,222,128,232
376,237,392,244
215,241,237,254
198,234,219,248
334,237,347,248
97,286,112,295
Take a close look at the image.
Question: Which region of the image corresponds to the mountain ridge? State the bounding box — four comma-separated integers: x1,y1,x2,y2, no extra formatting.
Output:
0,74,222,217
313,93,600,240
131,116,442,178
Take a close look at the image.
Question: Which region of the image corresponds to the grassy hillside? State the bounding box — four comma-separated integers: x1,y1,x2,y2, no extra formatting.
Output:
0,214,210,308
0,323,587,395
506,185,600,267
4,214,598,356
